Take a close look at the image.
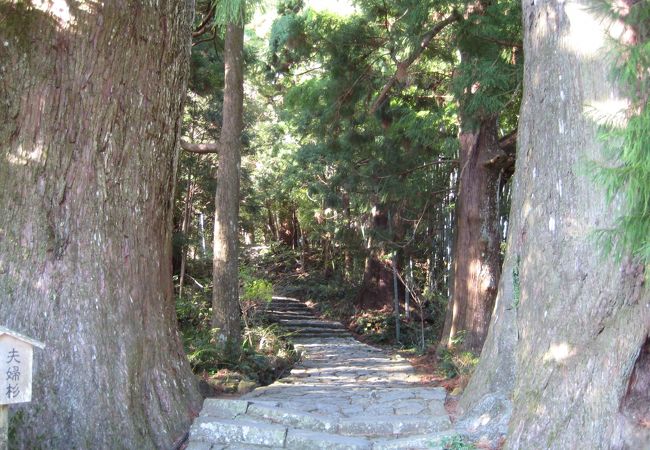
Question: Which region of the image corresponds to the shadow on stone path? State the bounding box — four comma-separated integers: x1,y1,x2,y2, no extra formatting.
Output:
186,297,454,449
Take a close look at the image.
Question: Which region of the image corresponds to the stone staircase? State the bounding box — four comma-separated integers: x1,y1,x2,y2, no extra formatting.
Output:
186,297,454,450
263,296,350,339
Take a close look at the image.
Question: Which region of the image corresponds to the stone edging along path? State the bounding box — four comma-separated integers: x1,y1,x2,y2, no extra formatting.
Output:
185,297,455,449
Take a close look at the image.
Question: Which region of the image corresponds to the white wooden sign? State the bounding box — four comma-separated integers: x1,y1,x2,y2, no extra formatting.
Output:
0,327,45,405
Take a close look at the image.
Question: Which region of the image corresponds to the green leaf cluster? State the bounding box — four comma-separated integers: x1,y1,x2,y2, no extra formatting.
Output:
592,1,650,266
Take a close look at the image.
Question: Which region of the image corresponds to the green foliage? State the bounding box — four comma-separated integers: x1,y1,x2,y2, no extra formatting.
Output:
184,324,297,385
421,288,450,337
240,268,274,303
353,310,396,343
438,434,477,450
439,348,479,379
590,0,650,267
438,332,479,379
256,0,520,303
176,266,297,387
214,0,246,25
452,0,522,128
176,283,212,325
352,308,442,350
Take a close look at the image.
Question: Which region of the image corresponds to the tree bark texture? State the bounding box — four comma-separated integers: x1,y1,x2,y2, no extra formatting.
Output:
212,20,244,345
441,117,505,354
0,2,201,448
459,1,650,448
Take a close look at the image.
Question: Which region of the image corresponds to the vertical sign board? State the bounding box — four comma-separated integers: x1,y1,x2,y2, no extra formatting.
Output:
0,326,45,450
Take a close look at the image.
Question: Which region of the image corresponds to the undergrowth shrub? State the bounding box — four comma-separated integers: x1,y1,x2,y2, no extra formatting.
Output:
352,308,442,351
438,332,479,390
176,266,299,391
352,310,395,343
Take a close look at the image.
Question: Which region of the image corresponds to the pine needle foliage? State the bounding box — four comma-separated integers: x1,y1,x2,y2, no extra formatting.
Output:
452,0,522,130
263,0,462,267
590,0,650,266
214,0,246,25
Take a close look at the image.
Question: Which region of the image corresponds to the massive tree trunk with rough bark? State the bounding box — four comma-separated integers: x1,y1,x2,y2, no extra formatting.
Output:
212,19,245,346
441,117,508,354
0,2,201,448
458,1,650,448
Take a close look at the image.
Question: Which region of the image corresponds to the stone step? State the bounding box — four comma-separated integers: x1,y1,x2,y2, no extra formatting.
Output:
290,330,351,338
190,435,458,450
268,300,310,306
268,298,310,304
198,398,450,440
372,430,456,450
246,402,337,433
267,306,313,313
286,429,371,450
337,414,451,437
268,298,310,306
187,441,284,450
190,420,453,449
190,417,287,447
201,398,250,419
266,309,313,315
278,319,345,329
267,309,314,317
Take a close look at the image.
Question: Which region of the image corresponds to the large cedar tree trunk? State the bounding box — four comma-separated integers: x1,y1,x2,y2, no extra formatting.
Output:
441,117,505,353
0,2,201,448
458,1,650,448
212,20,245,345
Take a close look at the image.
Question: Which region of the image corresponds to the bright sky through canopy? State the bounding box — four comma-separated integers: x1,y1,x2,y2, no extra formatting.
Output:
249,0,356,38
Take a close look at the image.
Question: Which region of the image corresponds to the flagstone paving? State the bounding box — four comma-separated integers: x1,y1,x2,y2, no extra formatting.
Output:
186,297,454,449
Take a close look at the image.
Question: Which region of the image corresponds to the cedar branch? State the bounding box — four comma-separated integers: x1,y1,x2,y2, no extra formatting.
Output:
180,139,220,154
369,11,461,114
193,6,216,38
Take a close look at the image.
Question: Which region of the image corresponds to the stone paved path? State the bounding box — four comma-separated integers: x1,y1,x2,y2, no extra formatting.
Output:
186,297,454,450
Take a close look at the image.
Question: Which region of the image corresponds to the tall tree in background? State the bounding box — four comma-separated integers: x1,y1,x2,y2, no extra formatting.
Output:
439,0,521,354
182,0,246,347
0,2,201,448
212,4,245,347
459,0,649,447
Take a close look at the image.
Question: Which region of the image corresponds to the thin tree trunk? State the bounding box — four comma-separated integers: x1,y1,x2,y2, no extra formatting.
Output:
179,173,194,299
291,205,300,249
199,212,207,256
405,254,413,320
388,210,401,341
342,191,353,281
0,3,200,448
322,237,333,278
212,18,245,347
392,250,401,342
265,202,277,242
